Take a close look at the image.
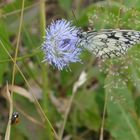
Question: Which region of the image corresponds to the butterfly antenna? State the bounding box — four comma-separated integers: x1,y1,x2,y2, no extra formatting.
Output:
71,9,79,26
71,9,82,37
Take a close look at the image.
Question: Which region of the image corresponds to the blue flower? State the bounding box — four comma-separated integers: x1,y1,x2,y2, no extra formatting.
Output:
42,19,82,70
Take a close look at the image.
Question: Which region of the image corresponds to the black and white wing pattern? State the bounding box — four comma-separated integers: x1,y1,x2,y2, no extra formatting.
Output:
78,30,140,58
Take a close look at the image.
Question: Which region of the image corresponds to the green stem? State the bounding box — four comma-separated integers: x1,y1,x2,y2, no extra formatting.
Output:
40,0,46,37
39,1,55,140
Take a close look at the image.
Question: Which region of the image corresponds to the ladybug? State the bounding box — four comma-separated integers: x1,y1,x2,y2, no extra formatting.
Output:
11,112,19,125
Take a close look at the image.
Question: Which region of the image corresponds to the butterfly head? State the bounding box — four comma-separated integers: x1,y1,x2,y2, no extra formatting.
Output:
77,31,88,47
77,31,87,39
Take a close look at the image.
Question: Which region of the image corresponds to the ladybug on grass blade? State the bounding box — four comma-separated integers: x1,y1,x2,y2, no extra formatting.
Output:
11,112,19,125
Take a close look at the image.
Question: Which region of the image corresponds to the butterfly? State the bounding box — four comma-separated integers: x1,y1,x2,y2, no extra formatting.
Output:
78,29,140,59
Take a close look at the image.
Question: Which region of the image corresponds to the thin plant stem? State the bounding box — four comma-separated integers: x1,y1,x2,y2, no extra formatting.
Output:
39,0,48,112
40,0,46,36
59,89,77,140
39,1,54,139
0,39,59,140
4,83,13,140
11,0,24,91
1,0,44,18
0,49,40,63
99,92,108,140
5,1,25,139
1,1,58,139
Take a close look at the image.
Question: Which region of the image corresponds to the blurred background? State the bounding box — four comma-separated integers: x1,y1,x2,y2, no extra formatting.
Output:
0,0,140,140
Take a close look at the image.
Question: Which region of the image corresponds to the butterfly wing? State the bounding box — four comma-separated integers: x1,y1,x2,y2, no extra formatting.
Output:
79,30,140,58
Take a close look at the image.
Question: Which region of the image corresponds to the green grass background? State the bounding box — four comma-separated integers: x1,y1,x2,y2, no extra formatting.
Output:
1,0,140,140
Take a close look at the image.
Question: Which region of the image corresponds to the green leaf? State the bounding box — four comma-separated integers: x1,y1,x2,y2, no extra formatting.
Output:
105,74,140,140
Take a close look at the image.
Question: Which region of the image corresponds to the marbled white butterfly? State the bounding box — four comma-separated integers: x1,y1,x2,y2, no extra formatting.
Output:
78,29,140,59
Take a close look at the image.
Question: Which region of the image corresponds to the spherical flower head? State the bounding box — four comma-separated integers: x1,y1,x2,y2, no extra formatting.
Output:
42,19,82,70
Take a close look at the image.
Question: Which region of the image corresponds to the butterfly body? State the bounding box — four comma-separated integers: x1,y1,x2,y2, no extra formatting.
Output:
78,30,140,58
